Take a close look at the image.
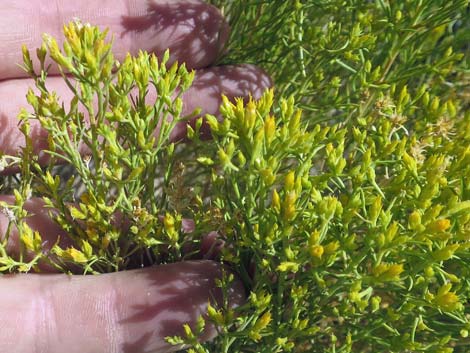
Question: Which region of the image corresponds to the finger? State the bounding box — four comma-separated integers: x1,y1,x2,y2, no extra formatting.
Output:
0,0,229,80
0,64,272,164
0,260,245,353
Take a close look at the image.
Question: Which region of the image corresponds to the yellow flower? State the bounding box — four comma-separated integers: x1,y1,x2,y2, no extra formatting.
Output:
432,244,459,261
427,218,451,232
372,263,404,282
282,191,297,222
277,261,300,273
249,311,272,342
272,189,281,212
284,171,295,191
432,283,462,312
54,247,88,263
309,244,324,259
324,241,340,255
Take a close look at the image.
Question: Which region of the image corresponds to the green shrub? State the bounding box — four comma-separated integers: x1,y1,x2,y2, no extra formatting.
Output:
2,1,470,352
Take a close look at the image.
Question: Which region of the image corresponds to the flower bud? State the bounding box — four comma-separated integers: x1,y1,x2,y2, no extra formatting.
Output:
272,189,281,213
284,171,295,191
264,115,276,145
309,244,324,259
282,191,297,222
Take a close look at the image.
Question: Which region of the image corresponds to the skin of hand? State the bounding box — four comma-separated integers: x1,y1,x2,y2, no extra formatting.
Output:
0,1,271,352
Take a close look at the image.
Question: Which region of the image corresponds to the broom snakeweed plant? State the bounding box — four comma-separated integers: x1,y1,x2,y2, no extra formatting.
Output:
1,0,470,352
1,21,196,274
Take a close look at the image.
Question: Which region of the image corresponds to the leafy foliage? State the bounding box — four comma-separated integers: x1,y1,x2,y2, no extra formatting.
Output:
0,22,195,273
211,0,469,125
1,0,470,352
185,87,470,352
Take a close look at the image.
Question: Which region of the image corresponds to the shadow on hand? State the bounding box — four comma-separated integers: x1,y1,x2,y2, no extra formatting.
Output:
0,111,52,171
121,1,229,69
120,261,241,353
0,113,17,159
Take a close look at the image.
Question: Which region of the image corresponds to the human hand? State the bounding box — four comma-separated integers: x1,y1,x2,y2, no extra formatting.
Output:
0,1,271,352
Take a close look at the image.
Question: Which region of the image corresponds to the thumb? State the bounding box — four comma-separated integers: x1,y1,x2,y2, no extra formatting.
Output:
0,260,244,353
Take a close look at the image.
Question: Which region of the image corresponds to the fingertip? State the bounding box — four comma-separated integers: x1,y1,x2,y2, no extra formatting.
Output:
0,0,231,80
122,0,231,69
116,260,245,352
200,231,225,260
226,63,274,99
2,260,245,353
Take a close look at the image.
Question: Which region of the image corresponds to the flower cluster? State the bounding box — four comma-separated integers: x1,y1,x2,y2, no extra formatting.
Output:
177,86,469,352
1,0,470,351
1,21,195,273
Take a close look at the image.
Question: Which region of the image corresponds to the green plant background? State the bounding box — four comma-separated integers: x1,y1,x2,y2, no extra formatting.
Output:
197,0,470,351
1,1,470,352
